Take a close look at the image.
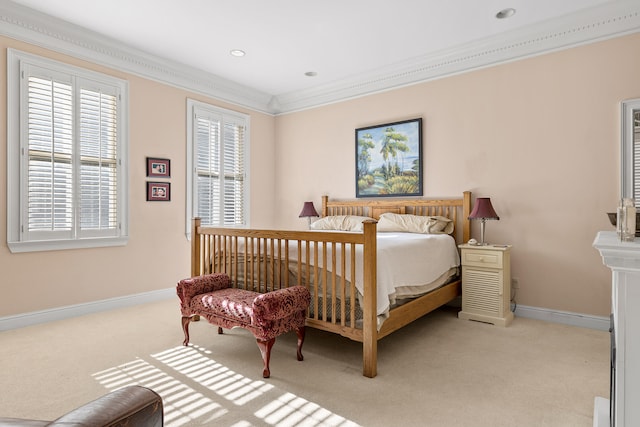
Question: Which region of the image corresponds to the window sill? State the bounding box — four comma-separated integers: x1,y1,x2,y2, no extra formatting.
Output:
8,236,129,253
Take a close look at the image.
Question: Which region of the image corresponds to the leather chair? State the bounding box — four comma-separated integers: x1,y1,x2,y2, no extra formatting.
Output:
0,385,163,426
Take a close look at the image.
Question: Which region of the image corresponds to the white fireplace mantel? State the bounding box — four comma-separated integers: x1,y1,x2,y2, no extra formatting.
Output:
593,231,640,427
594,231,640,270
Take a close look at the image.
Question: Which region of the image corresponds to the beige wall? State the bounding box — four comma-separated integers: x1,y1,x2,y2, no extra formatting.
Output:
275,33,640,317
3,32,639,320
0,37,276,317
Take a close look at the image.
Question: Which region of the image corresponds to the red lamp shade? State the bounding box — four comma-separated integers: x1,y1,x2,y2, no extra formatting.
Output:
299,201,319,229
468,198,499,221
468,197,499,245
298,201,319,218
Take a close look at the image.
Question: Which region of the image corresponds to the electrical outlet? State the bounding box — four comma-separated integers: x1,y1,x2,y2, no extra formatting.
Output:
512,278,520,289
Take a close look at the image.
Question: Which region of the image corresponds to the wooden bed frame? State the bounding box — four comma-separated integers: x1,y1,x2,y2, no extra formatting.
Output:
190,191,471,377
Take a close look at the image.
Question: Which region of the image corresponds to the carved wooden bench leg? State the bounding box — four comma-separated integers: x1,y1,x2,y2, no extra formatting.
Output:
256,338,276,378
296,326,306,361
181,316,191,346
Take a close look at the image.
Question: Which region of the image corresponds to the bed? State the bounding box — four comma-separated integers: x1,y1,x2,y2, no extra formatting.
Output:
190,191,471,377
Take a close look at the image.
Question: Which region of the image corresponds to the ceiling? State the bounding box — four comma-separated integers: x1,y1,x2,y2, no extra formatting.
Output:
3,0,640,113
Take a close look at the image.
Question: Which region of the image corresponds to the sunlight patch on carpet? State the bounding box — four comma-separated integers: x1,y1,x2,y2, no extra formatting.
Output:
255,392,360,427
92,345,360,426
151,345,274,406
92,358,226,427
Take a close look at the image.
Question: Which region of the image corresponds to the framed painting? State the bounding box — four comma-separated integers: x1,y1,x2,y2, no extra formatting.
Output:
355,118,423,198
146,182,171,201
146,157,170,178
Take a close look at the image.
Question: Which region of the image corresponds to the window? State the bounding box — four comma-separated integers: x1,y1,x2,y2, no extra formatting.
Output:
7,49,128,252
622,98,640,206
186,99,249,237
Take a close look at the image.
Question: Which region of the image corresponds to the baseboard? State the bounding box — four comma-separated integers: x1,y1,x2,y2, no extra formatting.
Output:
1,292,610,332
593,397,610,427
514,304,610,331
0,288,175,331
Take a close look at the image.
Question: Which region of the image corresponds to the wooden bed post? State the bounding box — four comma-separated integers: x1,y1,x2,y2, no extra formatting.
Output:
462,191,471,243
362,219,378,378
321,195,329,217
191,217,202,277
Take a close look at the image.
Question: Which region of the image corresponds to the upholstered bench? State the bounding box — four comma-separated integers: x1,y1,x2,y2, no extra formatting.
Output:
177,273,311,378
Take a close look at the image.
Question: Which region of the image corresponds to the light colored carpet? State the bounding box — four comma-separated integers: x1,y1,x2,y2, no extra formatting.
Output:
0,299,609,427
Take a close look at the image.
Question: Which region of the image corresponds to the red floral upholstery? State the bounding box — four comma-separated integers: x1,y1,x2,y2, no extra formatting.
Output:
176,273,231,315
176,273,311,378
197,288,258,326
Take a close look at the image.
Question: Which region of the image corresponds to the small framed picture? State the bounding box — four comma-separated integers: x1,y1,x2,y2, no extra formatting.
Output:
146,157,170,178
146,182,171,201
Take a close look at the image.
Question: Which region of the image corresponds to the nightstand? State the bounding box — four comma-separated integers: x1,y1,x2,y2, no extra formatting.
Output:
458,244,513,326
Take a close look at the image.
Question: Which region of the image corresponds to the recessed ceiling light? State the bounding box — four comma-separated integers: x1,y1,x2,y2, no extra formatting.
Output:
304,71,318,77
230,49,245,57
496,8,516,19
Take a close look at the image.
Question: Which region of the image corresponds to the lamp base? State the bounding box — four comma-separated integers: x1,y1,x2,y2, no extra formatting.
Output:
479,219,487,245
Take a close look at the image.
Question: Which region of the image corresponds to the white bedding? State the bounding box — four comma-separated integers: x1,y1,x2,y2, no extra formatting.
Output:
375,232,460,313
288,231,460,319
215,231,460,328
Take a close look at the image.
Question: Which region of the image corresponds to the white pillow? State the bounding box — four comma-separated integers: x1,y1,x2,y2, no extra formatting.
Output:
310,215,373,232
377,213,454,234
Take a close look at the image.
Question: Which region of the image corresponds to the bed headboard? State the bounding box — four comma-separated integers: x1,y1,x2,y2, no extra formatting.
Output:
320,191,471,244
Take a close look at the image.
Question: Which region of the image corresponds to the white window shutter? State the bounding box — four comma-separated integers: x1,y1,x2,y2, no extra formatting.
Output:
78,84,119,236
25,71,74,238
8,49,129,252
189,100,248,229
634,111,640,204
222,120,245,225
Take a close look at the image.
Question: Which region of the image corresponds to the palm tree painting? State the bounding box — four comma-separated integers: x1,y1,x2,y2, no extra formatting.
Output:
355,118,422,197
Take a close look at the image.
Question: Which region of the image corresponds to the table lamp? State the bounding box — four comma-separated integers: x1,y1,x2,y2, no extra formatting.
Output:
299,201,319,229
468,197,499,245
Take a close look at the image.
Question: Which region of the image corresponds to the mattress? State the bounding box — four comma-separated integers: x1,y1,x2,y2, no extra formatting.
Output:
212,231,461,328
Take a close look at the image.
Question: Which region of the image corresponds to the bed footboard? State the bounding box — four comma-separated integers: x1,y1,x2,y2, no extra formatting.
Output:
191,217,380,376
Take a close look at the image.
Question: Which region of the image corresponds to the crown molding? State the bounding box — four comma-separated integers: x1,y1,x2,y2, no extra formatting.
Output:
0,0,274,114
273,0,640,114
1,0,639,116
